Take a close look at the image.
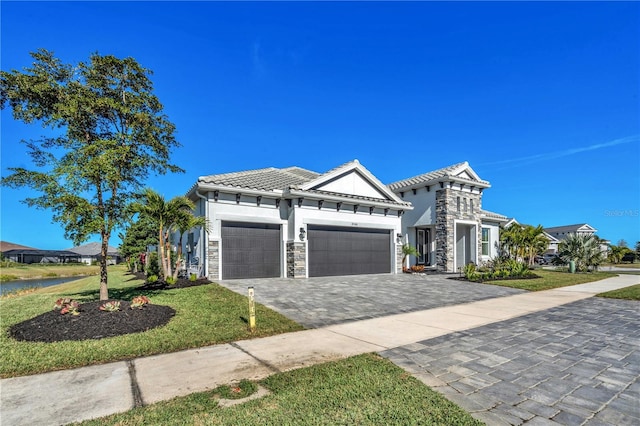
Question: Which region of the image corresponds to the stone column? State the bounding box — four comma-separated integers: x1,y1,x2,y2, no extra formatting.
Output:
207,241,219,281
286,241,307,278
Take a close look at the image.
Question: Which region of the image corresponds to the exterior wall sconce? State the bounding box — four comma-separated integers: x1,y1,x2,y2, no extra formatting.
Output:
299,227,306,241
396,233,404,244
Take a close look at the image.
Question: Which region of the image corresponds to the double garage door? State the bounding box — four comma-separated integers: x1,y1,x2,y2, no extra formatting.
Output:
308,226,391,277
222,222,392,279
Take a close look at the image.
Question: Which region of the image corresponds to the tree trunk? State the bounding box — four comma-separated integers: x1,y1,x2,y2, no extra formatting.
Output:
158,225,166,280
173,234,184,280
99,232,109,301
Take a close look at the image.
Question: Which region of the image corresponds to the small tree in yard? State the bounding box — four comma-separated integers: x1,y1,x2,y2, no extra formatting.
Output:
130,188,201,281
119,215,157,273
401,244,420,270
1,50,182,300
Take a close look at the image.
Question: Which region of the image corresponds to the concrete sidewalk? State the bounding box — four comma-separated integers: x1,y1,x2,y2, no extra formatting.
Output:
1,274,638,425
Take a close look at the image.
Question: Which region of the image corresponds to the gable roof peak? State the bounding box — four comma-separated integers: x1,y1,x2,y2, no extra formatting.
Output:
388,161,489,192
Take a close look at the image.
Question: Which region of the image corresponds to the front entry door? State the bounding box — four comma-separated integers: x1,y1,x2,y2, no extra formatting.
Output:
416,229,429,265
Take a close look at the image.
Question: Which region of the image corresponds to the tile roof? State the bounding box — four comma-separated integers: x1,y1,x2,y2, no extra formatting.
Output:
479,209,508,221
67,242,120,256
0,241,39,252
198,167,320,191
387,161,489,192
543,224,595,234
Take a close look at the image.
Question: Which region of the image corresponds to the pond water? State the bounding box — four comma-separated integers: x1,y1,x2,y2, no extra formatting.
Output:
0,276,86,295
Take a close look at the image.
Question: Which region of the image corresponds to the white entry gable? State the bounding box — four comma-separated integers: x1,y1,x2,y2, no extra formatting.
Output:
301,160,404,203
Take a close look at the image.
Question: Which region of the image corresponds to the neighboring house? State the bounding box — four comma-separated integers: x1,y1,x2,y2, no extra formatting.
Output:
543,223,609,252
1,241,80,263
67,242,122,265
2,249,80,264
186,160,412,280
388,162,507,272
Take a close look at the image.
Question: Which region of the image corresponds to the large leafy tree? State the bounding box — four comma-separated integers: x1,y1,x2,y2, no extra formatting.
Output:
1,49,181,300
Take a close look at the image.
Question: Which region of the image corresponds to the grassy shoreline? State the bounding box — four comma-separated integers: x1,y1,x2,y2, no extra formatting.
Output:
0,264,100,282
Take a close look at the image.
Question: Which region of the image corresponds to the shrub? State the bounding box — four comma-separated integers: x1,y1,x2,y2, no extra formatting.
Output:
189,273,197,282
166,276,177,286
145,252,160,277
99,301,121,312
147,275,158,284
53,298,80,315
410,265,425,273
130,295,150,309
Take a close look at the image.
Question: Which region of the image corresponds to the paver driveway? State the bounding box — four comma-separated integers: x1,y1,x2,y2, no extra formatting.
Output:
382,297,640,425
218,273,524,328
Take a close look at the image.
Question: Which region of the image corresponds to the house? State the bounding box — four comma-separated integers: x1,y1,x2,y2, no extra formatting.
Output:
186,160,412,280
543,223,609,252
1,241,80,264
67,242,122,265
388,162,507,272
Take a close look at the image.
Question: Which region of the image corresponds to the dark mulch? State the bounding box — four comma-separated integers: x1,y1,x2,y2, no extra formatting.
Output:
133,272,212,290
9,300,176,342
449,274,541,283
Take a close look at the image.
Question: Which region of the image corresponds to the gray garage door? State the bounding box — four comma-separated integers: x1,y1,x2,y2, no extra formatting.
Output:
222,222,281,279
308,225,391,277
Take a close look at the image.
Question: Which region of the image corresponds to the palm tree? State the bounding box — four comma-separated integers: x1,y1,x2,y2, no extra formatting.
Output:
171,213,209,280
558,233,604,272
130,188,196,280
401,243,420,271
522,225,548,267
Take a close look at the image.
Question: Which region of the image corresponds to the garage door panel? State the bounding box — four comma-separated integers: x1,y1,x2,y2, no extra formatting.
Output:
222,222,281,279
308,226,391,277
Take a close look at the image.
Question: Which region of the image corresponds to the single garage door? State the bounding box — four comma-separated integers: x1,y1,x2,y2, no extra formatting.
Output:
222,222,281,279
308,225,391,277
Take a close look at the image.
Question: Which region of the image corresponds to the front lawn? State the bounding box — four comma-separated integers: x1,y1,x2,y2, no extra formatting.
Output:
597,284,640,300
0,267,302,378
79,353,482,426
481,269,616,291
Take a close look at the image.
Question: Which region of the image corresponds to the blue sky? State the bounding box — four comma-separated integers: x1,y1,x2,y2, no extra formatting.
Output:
1,1,639,250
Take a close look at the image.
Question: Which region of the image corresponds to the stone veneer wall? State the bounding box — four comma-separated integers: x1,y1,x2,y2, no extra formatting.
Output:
207,241,219,280
435,188,482,272
287,241,307,278
396,243,404,273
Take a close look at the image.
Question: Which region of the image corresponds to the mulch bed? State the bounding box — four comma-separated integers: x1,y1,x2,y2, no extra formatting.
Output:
8,273,212,343
449,274,541,283
9,301,176,342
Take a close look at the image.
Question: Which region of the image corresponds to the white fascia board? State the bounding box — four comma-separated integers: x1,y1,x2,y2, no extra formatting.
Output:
285,188,413,210
196,183,283,199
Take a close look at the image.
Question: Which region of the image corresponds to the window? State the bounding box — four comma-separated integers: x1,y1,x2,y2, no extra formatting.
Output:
470,200,474,213
457,196,460,212
464,198,468,212
482,228,490,256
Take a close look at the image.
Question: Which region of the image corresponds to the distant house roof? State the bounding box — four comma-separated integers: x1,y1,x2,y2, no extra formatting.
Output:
387,161,491,192
67,242,120,257
2,249,79,257
0,241,39,252
544,224,597,234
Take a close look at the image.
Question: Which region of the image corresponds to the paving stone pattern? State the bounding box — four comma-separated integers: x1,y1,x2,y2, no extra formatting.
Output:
218,274,523,328
381,297,640,425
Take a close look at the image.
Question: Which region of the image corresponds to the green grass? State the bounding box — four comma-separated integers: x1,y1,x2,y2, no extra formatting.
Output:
0,263,100,281
0,267,303,378
481,269,617,291
597,284,640,300
78,353,482,426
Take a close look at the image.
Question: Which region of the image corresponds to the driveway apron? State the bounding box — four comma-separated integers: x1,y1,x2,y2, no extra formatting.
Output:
218,273,524,328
